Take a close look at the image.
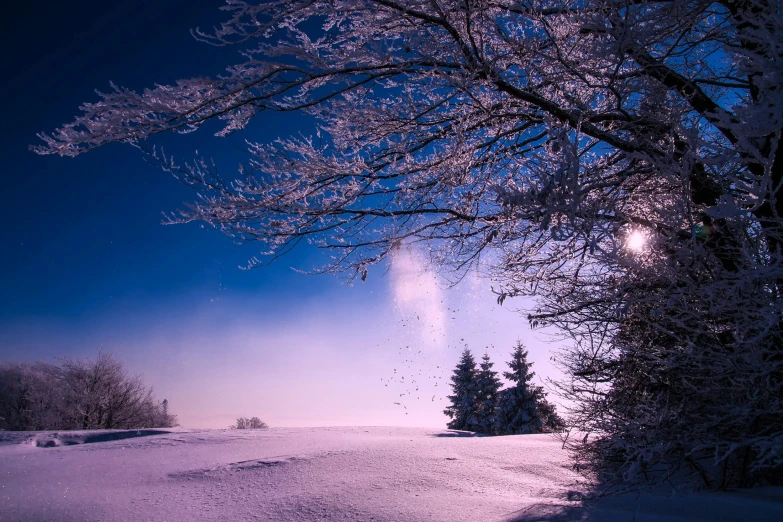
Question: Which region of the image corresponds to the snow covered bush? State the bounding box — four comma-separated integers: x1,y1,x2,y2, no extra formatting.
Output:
231,417,268,430
36,0,783,488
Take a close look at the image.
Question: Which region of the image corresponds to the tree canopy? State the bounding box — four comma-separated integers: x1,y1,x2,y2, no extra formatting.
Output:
35,0,783,488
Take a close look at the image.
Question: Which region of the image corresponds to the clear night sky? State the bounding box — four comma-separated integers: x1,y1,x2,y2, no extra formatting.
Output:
1,0,562,428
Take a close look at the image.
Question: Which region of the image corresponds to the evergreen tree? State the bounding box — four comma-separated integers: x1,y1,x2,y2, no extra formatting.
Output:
536,397,565,434
443,349,480,431
474,353,502,435
495,341,543,435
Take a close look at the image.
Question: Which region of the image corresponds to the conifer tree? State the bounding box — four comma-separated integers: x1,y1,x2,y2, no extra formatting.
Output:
495,341,543,435
443,349,479,432
536,397,565,434
474,353,502,435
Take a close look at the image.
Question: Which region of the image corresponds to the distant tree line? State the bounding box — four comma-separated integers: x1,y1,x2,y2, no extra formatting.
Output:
444,341,564,435
0,351,177,431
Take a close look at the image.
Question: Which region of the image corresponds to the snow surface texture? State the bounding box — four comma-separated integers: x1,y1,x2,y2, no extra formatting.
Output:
1,427,781,521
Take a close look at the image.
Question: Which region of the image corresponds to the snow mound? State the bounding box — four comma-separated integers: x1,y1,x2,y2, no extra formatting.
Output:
169,454,310,481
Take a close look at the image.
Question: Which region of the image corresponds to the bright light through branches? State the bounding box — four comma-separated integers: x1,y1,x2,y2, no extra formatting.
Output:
626,231,647,253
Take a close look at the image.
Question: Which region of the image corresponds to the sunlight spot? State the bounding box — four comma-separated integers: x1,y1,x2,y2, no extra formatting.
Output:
626,230,647,252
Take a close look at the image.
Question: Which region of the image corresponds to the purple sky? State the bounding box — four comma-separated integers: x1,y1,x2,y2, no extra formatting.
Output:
0,0,564,428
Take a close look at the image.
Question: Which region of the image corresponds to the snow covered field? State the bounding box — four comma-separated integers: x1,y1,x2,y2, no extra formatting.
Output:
1,427,781,521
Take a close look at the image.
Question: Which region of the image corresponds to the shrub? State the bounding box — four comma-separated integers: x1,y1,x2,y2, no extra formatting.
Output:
231,417,268,429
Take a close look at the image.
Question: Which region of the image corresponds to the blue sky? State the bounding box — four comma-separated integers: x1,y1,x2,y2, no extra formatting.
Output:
0,0,563,428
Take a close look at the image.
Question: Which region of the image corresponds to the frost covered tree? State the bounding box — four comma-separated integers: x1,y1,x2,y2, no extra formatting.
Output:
444,349,480,431
0,364,30,431
495,341,543,435
474,353,503,434
35,0,783,487
157,399,179,428
0,353,175,431
0,362,71,431
57,351,156,430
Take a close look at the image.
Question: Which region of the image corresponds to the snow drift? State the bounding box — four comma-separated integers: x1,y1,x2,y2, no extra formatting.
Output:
0,427,781,521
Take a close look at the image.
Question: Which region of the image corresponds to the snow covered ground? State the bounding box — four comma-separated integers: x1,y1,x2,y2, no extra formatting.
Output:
0,427,781,521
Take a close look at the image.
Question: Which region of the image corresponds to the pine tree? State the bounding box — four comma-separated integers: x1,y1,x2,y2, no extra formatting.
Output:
495,341,543,435
443,349,480,432
536,397,565,434
474,353,502,435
